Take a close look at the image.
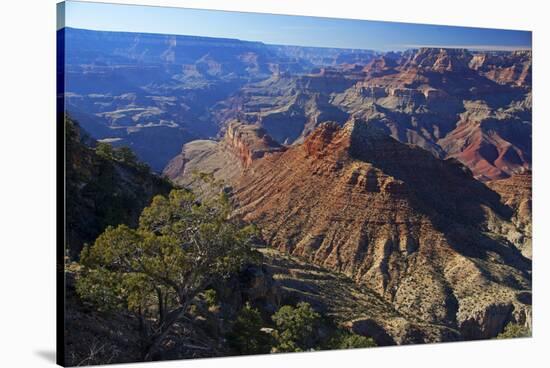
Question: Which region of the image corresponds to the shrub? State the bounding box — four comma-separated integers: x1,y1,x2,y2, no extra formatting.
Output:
203,289,218,308
272,302,321,352
227,303,272,355
95,142,115,160
331,331,376,349
496,323,531,339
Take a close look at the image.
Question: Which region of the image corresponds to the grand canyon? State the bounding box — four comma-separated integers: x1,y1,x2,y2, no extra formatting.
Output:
61,24,531,365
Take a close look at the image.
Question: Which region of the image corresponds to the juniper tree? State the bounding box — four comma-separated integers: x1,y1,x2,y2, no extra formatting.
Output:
77,189,260,360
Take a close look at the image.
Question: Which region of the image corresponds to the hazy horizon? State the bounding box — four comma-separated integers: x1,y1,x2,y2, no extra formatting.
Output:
59,1,532,52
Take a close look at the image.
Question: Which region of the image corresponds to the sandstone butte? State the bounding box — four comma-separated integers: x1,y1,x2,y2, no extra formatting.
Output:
166,119,531,342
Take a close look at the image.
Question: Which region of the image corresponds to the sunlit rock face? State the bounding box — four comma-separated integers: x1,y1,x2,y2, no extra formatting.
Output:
231,121,530,337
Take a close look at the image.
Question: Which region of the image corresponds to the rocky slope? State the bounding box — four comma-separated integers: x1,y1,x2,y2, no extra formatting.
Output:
163,120,283,193
487,171,532,258
261,249,460,345
231,121,531,339
65,116,171,260
470,50,532,87
68,242,450,365
63,253,279,365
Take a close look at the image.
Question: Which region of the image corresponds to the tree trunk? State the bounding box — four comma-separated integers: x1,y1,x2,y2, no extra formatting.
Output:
156,288,165,325
142,283,208,360
143,305,188,361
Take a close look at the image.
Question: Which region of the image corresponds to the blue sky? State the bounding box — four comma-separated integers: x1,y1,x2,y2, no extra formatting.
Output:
61,1,531,51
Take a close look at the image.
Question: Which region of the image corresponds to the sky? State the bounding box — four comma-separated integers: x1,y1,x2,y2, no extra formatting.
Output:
60,1,532,51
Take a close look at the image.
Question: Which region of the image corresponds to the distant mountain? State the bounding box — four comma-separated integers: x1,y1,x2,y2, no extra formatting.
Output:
470,50,532,87
342,48,532,180
217,47,531,180
213,70,356,144
61,27,377,171
62,27,279,171
62,28,531,180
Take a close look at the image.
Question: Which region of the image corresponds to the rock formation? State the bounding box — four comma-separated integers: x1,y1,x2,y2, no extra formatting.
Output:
211,47,531,181
163,120,283,192
214,72,354,145
470,50,532,87
231,121,531,339
261,248,460,345
332,48,531,180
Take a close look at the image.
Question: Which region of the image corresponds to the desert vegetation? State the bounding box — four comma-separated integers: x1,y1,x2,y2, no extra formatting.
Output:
69,184,375,363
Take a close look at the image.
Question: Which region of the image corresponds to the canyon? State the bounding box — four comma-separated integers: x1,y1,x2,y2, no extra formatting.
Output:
63,27,532,343
165,118,531,341
61,27,376,170
64,29,531,180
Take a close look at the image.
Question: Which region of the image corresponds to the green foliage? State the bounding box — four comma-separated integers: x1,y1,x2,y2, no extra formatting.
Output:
272,302,322,352
114,146,137,165
329,331,376,349
74,267,127,312
65,116,78,148
95,142,115,160
96,143,150,173
138,190,260,276
269,303,374,353
496,323,531,339
190,170,228,198
203,289,218,308
78,225,175,316
227,303,273,355
77,189,260,357
114,146,151,173
193,171,218,186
